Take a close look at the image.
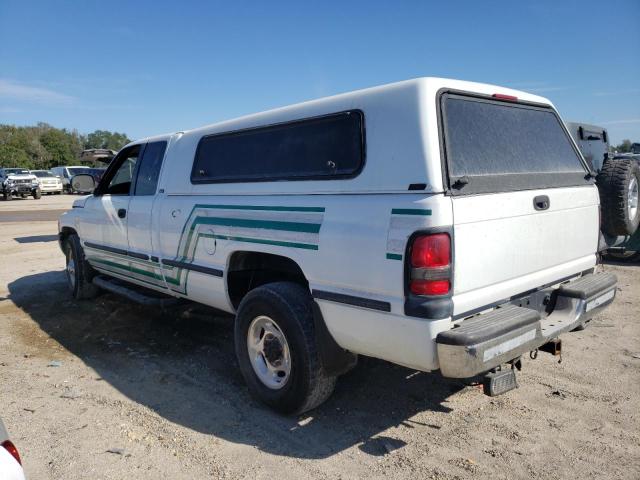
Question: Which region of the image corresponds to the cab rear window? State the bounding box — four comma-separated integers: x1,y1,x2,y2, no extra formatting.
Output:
441,94,589,194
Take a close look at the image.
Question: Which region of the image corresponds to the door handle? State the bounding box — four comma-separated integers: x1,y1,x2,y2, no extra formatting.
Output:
533,195,550,211
118,208,127,219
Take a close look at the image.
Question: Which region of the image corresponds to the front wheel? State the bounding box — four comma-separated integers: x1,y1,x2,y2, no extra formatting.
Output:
65,234,99,299
32,188,42,199
234,282,336,415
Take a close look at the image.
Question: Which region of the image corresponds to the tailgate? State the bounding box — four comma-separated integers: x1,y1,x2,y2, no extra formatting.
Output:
438,91,598,316
452,186,599,315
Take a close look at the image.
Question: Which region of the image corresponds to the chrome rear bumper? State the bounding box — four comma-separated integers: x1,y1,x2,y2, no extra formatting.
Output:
437,272,617,378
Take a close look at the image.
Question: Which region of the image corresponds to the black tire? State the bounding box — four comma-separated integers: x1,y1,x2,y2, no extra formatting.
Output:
32,188,42,200
597,158,640,236
3,191,12,201
64,234,99,300
234,282,336,415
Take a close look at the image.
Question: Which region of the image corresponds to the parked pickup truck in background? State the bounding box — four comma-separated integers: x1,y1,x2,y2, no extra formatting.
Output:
58,78,618,414
565,122,640,261
0,168,42,200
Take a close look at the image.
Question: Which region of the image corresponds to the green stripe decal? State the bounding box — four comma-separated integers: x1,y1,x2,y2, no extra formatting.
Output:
201,233,318,250
91,203,324,294
180,216,322,259
386,253,403,261
191,216,321,233
93,265,168,290
391,208,432,216
91,258,180,285
193,204,325,213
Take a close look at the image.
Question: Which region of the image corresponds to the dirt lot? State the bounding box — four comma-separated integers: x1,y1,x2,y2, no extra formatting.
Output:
1,195,639,479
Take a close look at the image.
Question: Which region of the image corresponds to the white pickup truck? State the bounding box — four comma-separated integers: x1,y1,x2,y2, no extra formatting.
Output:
58,77,617,414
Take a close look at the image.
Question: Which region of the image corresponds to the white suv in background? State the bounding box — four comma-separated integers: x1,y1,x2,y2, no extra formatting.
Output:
30,170,63,194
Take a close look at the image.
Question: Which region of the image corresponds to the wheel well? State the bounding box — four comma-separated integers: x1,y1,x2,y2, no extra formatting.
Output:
227,251,308,309
58,227,77,252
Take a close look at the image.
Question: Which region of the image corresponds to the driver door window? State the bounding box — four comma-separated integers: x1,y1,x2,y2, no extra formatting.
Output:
104,146,140,195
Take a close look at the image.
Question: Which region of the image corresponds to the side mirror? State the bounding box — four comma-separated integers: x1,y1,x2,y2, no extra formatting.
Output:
71,174,96,194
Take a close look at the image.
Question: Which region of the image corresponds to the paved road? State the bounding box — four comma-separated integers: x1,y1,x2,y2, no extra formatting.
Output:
0,209,67,222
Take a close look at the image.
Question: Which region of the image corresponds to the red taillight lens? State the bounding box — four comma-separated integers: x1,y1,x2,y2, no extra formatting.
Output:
2,440,21,466
411,233,450,268
492,93,518,101
409,233,451,296
410,279,450,295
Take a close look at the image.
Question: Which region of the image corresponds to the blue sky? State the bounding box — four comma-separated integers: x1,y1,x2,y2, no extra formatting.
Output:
1,0,639,144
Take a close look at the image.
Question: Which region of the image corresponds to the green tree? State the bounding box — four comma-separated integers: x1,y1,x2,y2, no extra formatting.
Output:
85,130,130,150
615,139,632,153
40,129,78,168
0,124,130,169
0,144,31,168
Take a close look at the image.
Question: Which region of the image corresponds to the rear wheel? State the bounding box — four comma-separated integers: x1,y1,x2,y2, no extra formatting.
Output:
65,234,99,300
597,158,640,236
234,282,336,414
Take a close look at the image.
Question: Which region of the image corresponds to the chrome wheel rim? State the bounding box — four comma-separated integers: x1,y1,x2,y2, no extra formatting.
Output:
247,315,291,390
628,177,638,220
66,249,76,290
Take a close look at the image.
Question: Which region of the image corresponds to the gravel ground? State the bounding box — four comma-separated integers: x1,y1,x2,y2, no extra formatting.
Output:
1,195,639,479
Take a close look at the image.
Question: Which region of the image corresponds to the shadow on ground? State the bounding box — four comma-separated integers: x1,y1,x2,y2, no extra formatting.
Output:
602,257,639,267
8,271,468,459
13,234,59,243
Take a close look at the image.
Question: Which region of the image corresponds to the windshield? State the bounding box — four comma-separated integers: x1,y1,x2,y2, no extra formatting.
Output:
4,168,29,175
32,171,54,178
68,167,90,176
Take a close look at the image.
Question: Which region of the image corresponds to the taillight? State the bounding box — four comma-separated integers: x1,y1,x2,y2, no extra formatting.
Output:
2,440,21,466
492,93,518,102
409,233,451,296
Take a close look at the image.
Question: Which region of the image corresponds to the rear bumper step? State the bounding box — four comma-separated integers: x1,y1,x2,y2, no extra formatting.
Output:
437,271,617,378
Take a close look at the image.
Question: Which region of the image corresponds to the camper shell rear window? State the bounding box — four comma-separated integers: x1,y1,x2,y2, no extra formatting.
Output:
440,93,590,195
191,110,365,184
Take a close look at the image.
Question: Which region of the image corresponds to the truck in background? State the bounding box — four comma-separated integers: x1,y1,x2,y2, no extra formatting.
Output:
566,122,640,261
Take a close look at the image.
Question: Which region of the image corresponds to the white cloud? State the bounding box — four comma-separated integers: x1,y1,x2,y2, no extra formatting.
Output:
600,118,640,126
0,79,75,105
593,89,640,97
525,86,567,93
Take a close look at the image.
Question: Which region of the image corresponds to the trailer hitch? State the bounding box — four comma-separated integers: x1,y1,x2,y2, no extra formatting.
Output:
538,338,562,363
